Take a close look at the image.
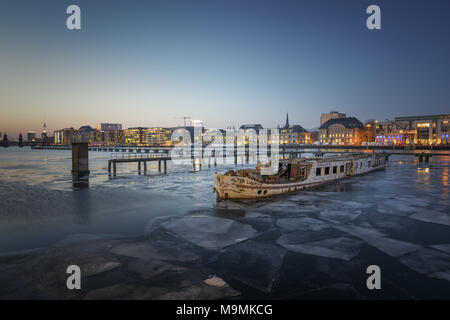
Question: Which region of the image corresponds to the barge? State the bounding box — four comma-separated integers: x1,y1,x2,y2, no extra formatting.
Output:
213,153,387,200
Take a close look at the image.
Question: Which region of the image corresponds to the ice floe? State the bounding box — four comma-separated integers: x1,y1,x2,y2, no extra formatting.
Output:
409,210,450,226
204,276,227,287
159,216,257,250
399,248,450,282
111,240,199,262
376,199,421,216
335,225,422,257
84,272,239,300
319,210,362,223
430,244,450,254
277,235,363,261
215,240,286,293
276,217,330,232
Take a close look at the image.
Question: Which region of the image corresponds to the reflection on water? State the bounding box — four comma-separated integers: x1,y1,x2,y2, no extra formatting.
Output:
71,188,91,225
0,147,449,253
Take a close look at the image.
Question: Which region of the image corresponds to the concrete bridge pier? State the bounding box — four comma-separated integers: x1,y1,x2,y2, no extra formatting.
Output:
72,142,89,188
72,142,89,177
417,152,432,163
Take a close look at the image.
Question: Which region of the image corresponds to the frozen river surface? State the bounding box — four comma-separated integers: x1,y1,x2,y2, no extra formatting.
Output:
0,148,449,299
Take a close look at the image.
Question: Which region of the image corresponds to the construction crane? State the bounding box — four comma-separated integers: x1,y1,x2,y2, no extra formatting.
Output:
174,116,191,126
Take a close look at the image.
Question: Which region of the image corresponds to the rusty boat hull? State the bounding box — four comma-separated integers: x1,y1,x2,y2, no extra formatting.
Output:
213,153,387,200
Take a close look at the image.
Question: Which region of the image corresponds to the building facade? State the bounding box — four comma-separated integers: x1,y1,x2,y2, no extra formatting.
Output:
96,123,122,131
374,120,410,145
320,111,346,126
394,114,450,145
101,130,124,146
319,117,365,145
239,124,263,146
124,127,149,146
147,127,173,146
54,128,75,145
27,131,36,143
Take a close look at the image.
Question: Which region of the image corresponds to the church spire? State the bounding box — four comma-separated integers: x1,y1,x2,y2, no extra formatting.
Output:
285,113,289,128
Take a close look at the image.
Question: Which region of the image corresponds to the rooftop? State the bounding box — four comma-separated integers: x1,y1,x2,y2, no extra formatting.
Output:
319,117,364,130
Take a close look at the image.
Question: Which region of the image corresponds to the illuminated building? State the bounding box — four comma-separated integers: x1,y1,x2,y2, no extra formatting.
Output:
98,130,124,146
124,127,149,146
41,123,50,146
319,117,364,145
94,123,124,146
394,114,450,145
239,124,263,146
373,120,410,145
222,127,238,146
54,128,75,145
279,113,310,145
76,125,98,145
147,127,173,146
27,131,36,143
96,123,122,131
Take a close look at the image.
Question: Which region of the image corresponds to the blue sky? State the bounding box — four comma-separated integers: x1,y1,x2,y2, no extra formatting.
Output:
1,0,449,138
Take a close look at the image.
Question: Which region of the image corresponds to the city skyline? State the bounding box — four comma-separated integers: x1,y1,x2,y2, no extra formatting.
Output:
1,0,450,139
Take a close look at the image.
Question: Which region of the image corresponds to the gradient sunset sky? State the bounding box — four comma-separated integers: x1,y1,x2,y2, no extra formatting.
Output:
1,0,449,139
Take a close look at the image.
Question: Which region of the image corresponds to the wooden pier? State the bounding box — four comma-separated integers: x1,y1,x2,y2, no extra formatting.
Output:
108,156,170,176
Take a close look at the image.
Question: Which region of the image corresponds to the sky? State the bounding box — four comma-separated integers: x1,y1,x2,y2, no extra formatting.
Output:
1,0,449,139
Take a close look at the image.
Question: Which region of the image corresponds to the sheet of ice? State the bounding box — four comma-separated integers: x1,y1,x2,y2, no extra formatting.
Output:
395,195,430,208
319,210,362,223
335,225,422,257
376,199,421,216
326,200,374,210
276,217,330,232
277,236,363,261
111,240,200,262
409,210,450,226
286,193,322,202
84,271,239,300
125,259,187,280
216,241,286,292
399,248,450,282
153,277,240,300
430,244,450,254
54,233,122,247
244,212,271,219
159,216,257,250
293,283,365,300
204,276,227,287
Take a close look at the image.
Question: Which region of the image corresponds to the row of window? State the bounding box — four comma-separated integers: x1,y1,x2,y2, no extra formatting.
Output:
316,165,345,176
